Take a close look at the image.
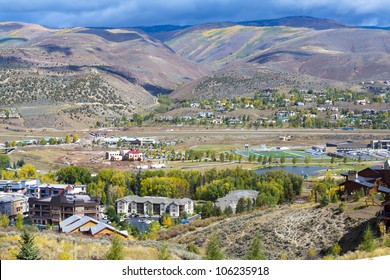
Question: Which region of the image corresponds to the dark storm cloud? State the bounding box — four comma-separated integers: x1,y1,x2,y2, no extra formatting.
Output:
0,0,388,27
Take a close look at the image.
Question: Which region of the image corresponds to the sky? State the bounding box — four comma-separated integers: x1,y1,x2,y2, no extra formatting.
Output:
0,0,389,28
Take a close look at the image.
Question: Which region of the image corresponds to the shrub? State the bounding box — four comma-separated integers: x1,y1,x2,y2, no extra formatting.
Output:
383,234,390,248
338,203,345,214
329,242,341,257
158,243,171,260
319,195,330,207
187,242,200,255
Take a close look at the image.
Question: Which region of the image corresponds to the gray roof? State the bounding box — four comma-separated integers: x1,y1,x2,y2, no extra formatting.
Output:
379,186,390,194
351,177,376,188
62,216,99,233
0,193,28,203
117,195,192,206
61,215,128,237
60,215,81,229
215,190,259,211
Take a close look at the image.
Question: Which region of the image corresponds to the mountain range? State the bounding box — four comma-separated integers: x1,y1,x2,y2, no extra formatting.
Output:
0,16,389,128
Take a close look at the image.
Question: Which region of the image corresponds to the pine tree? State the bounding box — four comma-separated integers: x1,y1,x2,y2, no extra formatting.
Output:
16,230,41,260
360,226,376,252
205,234,224,260
236,197,247,214
106,234,124,260
246,234,266,260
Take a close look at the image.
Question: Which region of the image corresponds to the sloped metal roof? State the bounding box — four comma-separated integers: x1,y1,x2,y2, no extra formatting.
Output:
61,216,99,233
59,215,81,229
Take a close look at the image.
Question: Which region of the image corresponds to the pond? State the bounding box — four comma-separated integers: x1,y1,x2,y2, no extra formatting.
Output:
256,165,331,177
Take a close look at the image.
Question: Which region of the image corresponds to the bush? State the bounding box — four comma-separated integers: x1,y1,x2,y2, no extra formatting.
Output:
383,234,390,248
319,195,330,207
338,203,345,214
158,243,171,260
329,242,341,257
187,242,200,254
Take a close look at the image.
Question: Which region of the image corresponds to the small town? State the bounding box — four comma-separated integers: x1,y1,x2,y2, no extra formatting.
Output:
1,5,390,280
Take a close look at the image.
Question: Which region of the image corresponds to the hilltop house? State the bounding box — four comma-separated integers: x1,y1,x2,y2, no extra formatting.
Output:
116,195,194,217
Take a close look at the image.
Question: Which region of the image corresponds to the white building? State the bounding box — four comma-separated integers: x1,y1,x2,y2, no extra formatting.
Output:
116,195,194,217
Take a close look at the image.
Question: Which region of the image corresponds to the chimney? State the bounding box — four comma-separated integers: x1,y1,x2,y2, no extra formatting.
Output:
347,170,358,181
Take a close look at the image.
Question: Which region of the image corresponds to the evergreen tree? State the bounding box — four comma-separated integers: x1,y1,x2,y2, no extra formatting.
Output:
213,205,223,216
360,226,376,252
205,234,224,260
246,198,253,212
106,234,124,260
223,206,233,216
280,155,286,164
235,197,247,214
246,234,266,260
16,230,41,260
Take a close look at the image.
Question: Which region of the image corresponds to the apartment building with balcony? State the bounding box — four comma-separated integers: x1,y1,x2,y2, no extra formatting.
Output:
29,194,99,226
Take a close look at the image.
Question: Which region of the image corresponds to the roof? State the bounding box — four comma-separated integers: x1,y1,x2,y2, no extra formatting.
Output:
32,195,99,206
0,193,28,203
116,195,192,206
215,190,259,210
60,215,81,229
326,141,369,149
61,215,99,233
348,177,376,188
378,186,390,194
61,215,128,237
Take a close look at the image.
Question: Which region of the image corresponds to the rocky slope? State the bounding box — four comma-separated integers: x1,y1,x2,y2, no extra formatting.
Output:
164,204,377,260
